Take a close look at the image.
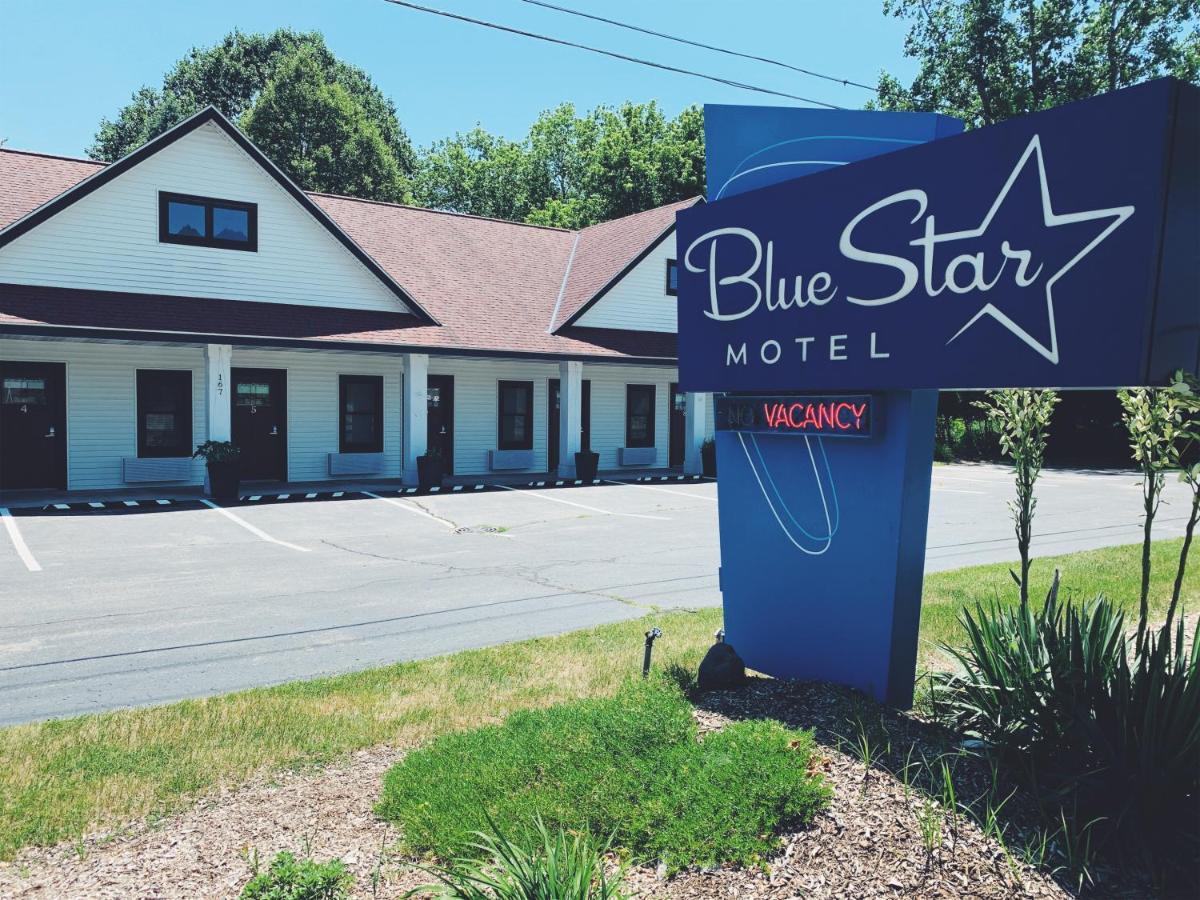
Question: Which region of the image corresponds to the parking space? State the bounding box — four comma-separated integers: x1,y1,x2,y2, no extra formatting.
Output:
0,478,721,724
0,466,1188,723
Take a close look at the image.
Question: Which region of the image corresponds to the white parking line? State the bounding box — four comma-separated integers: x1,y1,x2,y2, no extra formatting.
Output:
199,500,310,552
931,486,986,494
602,479,718,502
495,484,670,520
0,508,42,572
361,491,455,529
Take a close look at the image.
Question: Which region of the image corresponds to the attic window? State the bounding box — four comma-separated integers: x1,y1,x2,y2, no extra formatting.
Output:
665,259,679,295
159,192,257,251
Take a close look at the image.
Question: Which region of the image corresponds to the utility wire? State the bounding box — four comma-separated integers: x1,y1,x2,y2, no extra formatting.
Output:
520,0,878,93
378,0,844,108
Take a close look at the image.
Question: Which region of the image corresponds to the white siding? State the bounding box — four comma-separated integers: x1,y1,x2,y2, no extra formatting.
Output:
429,357,557,476
584,365,675,471
574,232,678,333
226,348,403,483
1,337,691,490
0,122,409,314
0,338,207,491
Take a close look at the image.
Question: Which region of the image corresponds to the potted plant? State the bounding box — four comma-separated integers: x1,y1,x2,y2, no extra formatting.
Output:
194,440,241,501
574,448,600,482
701,438,717,477
416,445,446,490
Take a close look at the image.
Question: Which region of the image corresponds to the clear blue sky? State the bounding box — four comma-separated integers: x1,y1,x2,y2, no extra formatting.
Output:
0,0,916,158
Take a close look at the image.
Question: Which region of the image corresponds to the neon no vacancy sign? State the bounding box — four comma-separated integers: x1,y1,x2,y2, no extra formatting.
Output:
716,395,874,438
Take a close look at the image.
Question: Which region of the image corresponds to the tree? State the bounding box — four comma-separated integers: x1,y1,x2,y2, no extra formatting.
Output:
414,101,704,228
413,127,536,223
241,48,408,203
1119,387,1182,635
1166,371,1200,633
877,0,1199,128
90,29,416,199
974,389,1059,605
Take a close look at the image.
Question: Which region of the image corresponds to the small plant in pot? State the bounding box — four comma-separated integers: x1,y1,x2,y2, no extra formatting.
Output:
194,440,241,501
417,445,446,490
701,438,717,477
575,448,600,482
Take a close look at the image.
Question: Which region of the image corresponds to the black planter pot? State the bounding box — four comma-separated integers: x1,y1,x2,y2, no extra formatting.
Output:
206,459,241,501
701,442,717,478
417,454,445,490
574,450,599,482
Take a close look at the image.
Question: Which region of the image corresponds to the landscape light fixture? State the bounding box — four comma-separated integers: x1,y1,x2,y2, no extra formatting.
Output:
642,627,662,678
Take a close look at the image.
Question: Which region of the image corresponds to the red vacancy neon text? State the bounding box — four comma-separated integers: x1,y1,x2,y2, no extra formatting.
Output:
762,401,867,433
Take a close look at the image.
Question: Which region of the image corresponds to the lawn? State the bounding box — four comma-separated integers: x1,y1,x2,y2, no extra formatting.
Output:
1,538,1196,861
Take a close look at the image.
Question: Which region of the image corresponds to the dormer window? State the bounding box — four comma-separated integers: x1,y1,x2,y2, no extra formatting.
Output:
665,259,679,295
159,192,257,251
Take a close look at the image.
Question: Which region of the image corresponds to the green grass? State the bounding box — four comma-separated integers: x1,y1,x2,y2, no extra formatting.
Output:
918,538,1197,671
0,538,1195,861
378,678,829,871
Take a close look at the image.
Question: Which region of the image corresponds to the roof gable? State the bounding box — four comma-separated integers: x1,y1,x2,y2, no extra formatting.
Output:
0,108,436,322
551,197,701,331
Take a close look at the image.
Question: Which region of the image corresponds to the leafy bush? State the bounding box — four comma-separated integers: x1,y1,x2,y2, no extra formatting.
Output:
933,575,1200,884
378,678,829,871
416,817,627,900
240,850,352,900
934,415,1004,461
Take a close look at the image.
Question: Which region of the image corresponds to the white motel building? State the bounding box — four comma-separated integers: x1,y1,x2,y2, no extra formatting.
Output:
0,108,715,496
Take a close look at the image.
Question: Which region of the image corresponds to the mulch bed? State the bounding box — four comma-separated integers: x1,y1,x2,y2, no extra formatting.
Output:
0,678,1142,899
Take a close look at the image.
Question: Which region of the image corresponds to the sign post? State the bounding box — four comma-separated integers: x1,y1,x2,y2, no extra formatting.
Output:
678,79,1199,707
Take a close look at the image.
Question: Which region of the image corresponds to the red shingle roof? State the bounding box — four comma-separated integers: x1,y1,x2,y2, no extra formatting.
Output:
0,146,694,361
0,149,103,230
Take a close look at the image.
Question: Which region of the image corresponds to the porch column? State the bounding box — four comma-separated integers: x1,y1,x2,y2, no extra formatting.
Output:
204,344,232,443
402,353,428,484
683,392,708,475
557,360,583,479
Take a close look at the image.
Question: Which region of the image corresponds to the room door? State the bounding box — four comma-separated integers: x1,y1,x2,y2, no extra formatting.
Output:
426,374,454,474
669,382,686,468
0,361,67,490
548,378,560,472
231,368,287,481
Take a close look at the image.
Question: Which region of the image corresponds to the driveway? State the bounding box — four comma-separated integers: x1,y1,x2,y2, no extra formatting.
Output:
0,465,1191,724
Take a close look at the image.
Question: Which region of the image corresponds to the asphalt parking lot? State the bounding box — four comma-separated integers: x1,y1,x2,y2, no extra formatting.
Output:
0,465,1193,724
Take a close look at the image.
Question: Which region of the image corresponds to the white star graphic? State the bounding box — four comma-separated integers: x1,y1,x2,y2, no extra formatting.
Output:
941,135,1135,364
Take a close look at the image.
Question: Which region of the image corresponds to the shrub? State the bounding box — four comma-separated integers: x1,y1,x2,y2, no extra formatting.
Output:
933,575,1200,884
416,817,627,900
240,850,352,900
934,416,968,461
378,678,829,871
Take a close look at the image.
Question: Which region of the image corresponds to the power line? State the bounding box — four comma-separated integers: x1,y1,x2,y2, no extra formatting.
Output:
378,0,845,109
520,0,878,93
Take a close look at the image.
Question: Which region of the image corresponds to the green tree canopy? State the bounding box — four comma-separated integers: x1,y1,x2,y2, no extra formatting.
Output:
89,29,415,200
877,0,1199,127
413,101,705,228
241,47,409,203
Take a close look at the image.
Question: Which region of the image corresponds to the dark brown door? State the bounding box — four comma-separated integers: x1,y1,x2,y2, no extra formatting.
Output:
231,368,287,481
548,378,560,472
581,380,591,452
669,382,686,468
1,362,67,490
427,374,454,475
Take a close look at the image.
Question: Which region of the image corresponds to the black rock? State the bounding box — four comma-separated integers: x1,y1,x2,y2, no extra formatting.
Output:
698,641,745,691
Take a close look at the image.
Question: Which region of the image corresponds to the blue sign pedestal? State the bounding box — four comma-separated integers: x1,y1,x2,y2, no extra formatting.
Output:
716,390,937,707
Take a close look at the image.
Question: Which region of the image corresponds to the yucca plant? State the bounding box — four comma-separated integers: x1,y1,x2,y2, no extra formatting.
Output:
412,817,627,900
933,574,1200,884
